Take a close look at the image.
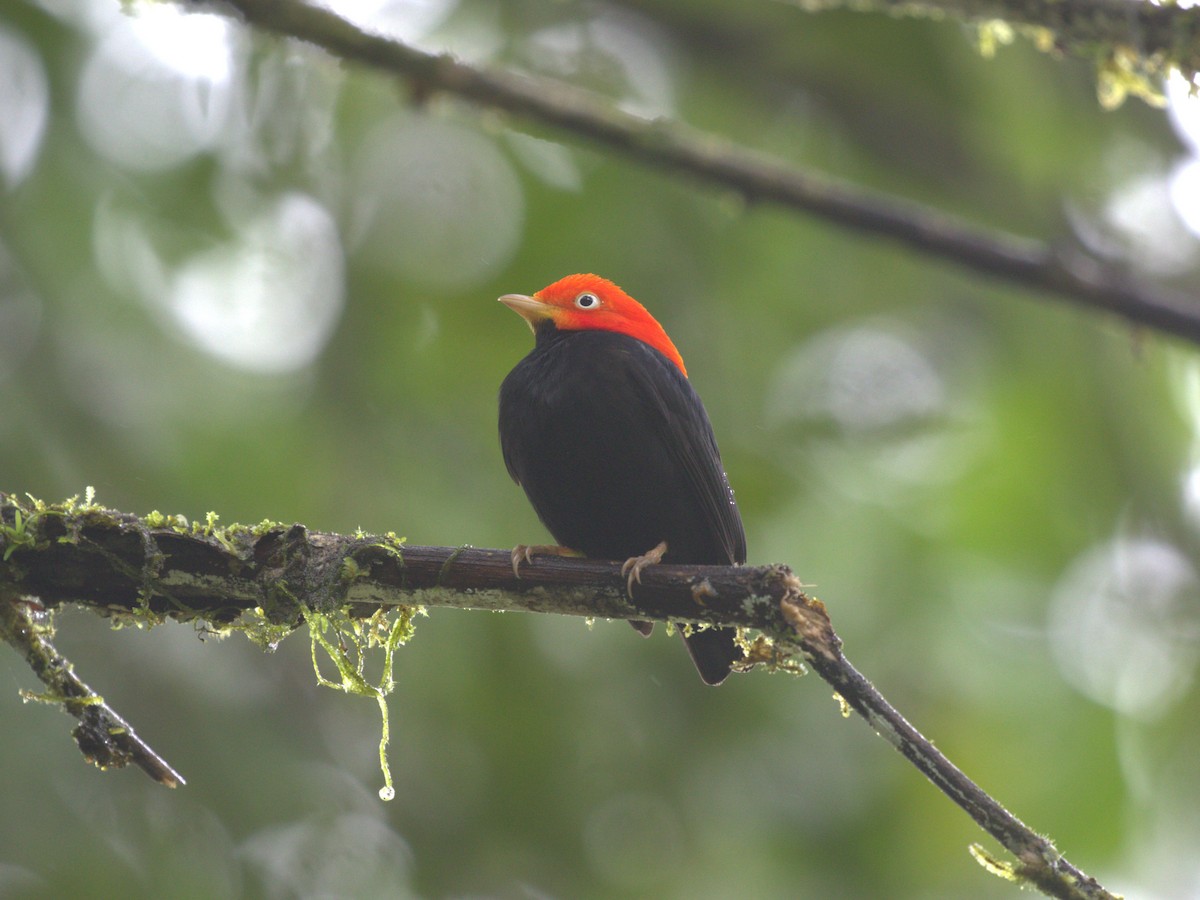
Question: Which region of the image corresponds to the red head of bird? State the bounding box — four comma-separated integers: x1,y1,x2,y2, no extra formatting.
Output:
498,274,687,377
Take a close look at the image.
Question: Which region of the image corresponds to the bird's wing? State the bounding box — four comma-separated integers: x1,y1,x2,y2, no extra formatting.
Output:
627,342,747,565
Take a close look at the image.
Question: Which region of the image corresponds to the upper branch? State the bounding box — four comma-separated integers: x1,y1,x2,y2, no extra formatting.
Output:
796,0,1200,99
197,0,1200,346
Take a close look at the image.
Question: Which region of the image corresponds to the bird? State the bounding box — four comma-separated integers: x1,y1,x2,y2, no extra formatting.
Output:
497,273,746,685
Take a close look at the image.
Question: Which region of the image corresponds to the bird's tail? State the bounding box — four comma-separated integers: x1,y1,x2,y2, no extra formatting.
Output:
682,627,740,685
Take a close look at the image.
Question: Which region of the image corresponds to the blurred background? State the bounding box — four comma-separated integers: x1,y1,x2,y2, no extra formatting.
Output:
2,1,1199,898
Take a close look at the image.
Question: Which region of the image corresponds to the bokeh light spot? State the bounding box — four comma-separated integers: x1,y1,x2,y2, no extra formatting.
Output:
0,27,48,189
1104,171,1197,274
351,116,522,290
1167,71,1200,159
528,11,676,118
76,7,234,171
1050,537,1200,720
504,133,583,192
320,0,455,45
163,193,344,373
767,323,947,435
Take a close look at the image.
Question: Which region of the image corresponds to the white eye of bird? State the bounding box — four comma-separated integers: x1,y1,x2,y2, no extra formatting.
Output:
574,292,600,309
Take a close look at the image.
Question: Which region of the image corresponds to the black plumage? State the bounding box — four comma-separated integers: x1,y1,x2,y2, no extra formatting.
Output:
499,323,745,684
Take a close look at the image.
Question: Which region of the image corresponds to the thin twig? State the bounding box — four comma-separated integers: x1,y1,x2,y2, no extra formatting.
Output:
0,495,1115,898
0,593,185,788
779,592,1115,900
197,0,1200,345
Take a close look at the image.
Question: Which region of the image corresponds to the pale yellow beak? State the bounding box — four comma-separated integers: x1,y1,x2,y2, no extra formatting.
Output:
499,293,553,334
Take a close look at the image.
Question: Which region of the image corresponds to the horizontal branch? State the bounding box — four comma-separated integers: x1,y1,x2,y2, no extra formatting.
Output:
197,0,1200,347
0,497,790,632
0,493,1116,899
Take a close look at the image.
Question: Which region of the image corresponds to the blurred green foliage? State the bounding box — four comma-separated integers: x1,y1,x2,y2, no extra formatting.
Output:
2,1,1199,898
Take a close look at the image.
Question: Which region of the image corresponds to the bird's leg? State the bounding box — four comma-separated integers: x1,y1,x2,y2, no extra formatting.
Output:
510,544,583,578
620,540,668,596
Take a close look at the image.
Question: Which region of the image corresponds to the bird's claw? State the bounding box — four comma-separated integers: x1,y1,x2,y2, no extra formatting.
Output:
620,540,668,595
510,545,534,578
511,544,583,577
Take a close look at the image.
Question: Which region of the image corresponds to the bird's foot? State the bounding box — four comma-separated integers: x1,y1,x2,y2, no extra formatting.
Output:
510,544,582,578
620,540,668,595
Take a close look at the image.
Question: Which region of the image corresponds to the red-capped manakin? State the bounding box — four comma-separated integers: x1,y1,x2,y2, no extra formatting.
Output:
497,274,745,685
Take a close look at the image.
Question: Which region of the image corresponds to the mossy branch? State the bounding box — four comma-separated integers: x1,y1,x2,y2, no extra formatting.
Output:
1,492,1117,900
0,592,186,788
789,0,1199,108
191,0,1200,350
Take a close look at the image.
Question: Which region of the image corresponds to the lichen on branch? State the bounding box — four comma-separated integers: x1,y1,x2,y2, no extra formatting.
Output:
787,0,1200,108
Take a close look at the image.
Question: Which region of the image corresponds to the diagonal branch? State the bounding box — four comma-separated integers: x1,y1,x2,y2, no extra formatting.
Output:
779,597,1111,900
196,0,1200,345
0,494,1118,899
0,594,186,788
